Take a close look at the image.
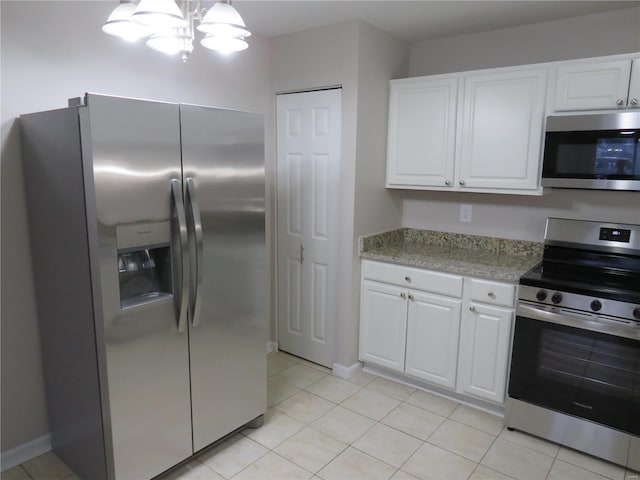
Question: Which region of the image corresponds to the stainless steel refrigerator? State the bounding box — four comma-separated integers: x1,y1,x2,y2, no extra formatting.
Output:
20,94,267,480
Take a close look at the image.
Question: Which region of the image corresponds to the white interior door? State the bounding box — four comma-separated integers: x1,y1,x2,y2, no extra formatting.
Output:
276,89,341,368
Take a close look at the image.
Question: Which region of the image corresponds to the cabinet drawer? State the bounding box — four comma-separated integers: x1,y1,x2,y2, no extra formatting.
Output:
362,260,463,297
469,279,515,307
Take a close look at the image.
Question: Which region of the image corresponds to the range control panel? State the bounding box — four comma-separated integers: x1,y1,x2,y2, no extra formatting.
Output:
599,227,631,243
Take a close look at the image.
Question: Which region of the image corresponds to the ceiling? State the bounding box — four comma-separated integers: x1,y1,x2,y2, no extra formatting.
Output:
236,1,640,42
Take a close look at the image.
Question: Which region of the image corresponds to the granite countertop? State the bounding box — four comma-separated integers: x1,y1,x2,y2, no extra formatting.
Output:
360,228,543,283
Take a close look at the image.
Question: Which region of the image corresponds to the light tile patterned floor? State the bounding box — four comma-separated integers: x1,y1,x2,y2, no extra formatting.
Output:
4,351,639,480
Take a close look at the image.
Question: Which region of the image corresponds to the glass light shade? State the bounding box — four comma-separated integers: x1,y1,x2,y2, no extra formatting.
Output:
200,35,248,54
199,22,250,39
133,0,187,30
196,2,250,37
146,30,194,56
102,2,153,41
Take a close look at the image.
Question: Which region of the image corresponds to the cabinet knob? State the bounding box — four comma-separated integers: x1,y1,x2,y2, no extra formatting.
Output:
631,98,638,106
404,276,411,282
459,180,466,186
469,306,476,312
616,98,625,106
488,292,496,299
400,292,407,299
445,180,451,186
408,294,414,300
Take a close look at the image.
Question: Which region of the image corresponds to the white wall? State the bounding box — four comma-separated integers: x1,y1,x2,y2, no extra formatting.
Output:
270,21,410,368
270,21,360,366
409,6,640,77
403,7,640,241
350,23,408,365
1,0,271,457
402,190,640,242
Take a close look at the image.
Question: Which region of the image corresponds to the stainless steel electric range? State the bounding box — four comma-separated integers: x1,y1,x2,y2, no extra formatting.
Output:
506,217,640,471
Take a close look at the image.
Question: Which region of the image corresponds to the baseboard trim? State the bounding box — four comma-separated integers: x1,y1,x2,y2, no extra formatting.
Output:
1,434,52,471
332,361,362,380
362,363,504,417
266,341,278,353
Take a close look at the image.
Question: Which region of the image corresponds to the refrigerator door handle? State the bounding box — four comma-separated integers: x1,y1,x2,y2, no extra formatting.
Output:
171,179,189,333
186,177,204,327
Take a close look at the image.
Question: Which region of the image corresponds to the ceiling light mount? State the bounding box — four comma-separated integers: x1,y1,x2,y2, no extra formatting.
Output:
102,0,251,62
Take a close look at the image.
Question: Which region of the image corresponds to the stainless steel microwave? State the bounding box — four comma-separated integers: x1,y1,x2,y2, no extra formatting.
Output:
542,112,640,191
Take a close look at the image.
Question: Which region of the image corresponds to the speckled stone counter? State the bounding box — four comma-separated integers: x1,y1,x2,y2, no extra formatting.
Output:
360,228,543,283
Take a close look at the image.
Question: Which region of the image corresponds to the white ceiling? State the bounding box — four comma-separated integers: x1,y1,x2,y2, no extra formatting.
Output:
236,1,640,42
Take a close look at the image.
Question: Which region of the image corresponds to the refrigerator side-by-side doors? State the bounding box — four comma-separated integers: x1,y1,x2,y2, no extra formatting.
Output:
180,104,267,452
83,94,192,480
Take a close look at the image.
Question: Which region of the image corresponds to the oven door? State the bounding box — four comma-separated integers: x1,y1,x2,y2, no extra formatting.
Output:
508,303,640,436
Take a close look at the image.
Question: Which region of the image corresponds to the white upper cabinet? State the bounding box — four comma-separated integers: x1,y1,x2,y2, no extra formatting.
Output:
554,58,640,111
457,69,547,191
387,77,458,188
629,58,640,108
386,66,547,194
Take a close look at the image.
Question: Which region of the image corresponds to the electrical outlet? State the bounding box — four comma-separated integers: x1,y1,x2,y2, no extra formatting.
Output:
460,204,472,223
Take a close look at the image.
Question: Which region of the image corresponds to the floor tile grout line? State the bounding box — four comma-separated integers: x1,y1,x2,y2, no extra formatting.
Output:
306,409,377,446
272,432,352,477
28,353,632,480
473,425,504,478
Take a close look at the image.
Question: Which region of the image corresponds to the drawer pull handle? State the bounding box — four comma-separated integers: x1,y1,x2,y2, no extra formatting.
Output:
400,292,407,299
488,292,496,299
404,276,411,282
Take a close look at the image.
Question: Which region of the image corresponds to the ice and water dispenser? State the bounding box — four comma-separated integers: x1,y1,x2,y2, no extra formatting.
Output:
116,222,173,308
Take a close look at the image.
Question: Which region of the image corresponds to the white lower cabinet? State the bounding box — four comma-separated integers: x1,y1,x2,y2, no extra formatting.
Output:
405,291,461,389
457,302,513,403
359,260,515,405
359,280,408,373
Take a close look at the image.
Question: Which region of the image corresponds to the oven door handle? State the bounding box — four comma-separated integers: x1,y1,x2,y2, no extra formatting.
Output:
517,303,640,341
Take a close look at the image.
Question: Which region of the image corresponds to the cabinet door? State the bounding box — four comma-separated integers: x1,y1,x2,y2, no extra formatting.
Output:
554,59,633,111
457,68,547,191
387,78,458,188
629,59,640,109
359,280,408,372
457,303,513,404
405,291,461,389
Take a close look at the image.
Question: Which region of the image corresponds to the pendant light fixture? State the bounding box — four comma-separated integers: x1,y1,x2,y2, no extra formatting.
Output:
102,0,251,62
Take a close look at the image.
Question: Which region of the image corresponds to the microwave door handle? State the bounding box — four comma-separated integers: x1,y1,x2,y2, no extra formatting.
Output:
171,179,189,334
186,178,204,327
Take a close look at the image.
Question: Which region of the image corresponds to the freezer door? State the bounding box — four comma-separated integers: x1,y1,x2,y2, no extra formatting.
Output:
180,104,267,452
84,94,192,479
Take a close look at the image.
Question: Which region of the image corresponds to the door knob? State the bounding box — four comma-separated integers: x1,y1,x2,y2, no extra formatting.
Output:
469,306,476,312
400,292,407,299
488,292,496,299
631,98,638,106
408,294,414,300
445,180,451,186
404,276,411,282
459,180,466,186
616,98,625,106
